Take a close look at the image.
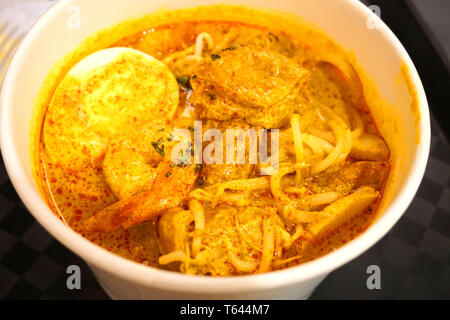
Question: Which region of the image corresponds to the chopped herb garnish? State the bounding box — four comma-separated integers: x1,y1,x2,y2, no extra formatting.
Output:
188,126,195,132
195,164,204,173
151,138,165,157
176,76,192,90
165,172,172,177
170,163,176,168
152,143,165,156
268,32,279,42
221,44,241,52
211,53,221,61
176,148,191,167
196,176,205,186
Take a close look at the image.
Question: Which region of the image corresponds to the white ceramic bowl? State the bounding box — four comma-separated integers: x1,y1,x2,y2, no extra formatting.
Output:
0,0,430,299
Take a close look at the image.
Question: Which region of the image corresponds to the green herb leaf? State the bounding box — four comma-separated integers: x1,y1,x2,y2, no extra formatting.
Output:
196,176,205,186
268,32,279,42
176,76,192,90
195,164,204,173
221,44,241,52
151,138,165,157
211,54,221,61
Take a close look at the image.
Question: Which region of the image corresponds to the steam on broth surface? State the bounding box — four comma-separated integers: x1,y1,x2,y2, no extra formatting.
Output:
37,17,390,276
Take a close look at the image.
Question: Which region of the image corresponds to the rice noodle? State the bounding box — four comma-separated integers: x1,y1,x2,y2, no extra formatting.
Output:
290,114,304,162
350,107,364,141
212,177,270,207
302,134,333,156
273,255,303,268
270,164,297,202
317,53,365,108
257,218,275,273
228,251,258,272
308,127,336,145
284,186,308,195
159,251,187,265
290,114,303,184
194,32,214,57
274,227,284,259
305,192,341,207
283,205,331,224
284,224,305,248
318,53,355,80
162,32,214,73
312,118,352,174
225,239,258,273
189,199,205,256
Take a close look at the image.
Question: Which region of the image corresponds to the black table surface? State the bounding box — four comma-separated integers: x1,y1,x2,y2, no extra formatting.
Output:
0,0,449,299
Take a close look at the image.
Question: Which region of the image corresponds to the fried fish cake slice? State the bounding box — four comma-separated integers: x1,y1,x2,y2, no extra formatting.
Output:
44,48,179,169
191,45,308,128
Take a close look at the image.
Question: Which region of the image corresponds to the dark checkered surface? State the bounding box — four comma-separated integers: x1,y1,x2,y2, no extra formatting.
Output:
0,114,448,300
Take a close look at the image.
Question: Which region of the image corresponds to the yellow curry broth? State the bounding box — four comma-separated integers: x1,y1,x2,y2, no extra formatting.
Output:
32,6,399,275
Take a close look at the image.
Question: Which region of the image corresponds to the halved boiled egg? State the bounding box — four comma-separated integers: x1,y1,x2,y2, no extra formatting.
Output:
43,47,179,168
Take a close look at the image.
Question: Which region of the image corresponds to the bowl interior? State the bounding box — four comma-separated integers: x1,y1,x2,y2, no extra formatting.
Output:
0,0,430,294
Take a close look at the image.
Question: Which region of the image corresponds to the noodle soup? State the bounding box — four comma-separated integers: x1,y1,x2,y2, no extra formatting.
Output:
35,11,391,276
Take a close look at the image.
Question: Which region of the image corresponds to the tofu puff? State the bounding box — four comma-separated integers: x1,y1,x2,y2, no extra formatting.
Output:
190,45,309,128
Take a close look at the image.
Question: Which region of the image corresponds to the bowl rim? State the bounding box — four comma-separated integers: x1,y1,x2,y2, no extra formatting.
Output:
0,0,431,294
